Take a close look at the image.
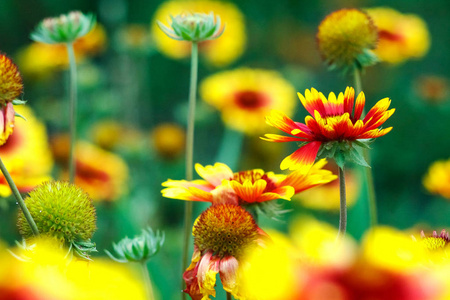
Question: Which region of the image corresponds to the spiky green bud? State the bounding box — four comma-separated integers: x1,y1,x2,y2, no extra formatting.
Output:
31,11,96,44
157,12,224,42
105,228,164,263
17,181,97,260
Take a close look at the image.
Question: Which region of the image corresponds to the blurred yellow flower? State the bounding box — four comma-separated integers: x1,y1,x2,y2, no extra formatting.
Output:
242,220,443,300
17,24,107,77
150,122,186,159
366,7,430,64
152,0,245,67
295,163,360,211
200,68,296,134
51,136,128,202
317,8,378,71
0,105,53,197
0,237,146,300
89,119,144,152
423,159,450,199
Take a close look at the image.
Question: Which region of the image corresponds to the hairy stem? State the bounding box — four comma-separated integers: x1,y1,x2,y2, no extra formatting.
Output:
338,166,347,239
0,156,39,236
66,42,78,183
181,42,198,299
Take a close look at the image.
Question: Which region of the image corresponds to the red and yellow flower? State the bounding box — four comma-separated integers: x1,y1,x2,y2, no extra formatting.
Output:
200,68,296,135
162,159,336,205
0,105,53,197
263,87,395,171
366,7,430,64
184,203,269,299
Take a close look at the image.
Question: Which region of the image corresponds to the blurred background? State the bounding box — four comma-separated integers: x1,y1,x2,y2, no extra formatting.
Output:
0,0,449,299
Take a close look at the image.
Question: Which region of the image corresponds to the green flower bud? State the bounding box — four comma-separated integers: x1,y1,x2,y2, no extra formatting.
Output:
17,181,97,260
31,11,96,44
105,228,164,263
157,12,224,42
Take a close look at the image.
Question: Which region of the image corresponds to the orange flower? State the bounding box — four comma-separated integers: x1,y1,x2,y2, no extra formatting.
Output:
162,160,336,205
263,87,394,171
184,204,268,299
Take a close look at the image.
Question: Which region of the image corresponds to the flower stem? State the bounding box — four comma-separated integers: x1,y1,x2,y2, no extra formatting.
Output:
141,262,155,300
66,42,77,184
338,166,347,238
181,42,199,299
0,156,39,236
353,67,378,227
227,292,232,300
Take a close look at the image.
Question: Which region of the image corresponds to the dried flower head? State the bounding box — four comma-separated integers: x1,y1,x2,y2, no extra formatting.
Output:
105,228,165,263
31,11,96,44
158,11,224,42
17,181,97,260
317,8,378,72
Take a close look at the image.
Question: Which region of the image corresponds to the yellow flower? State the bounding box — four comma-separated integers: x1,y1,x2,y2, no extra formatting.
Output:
152,0,245,67
89,119,144,152
366,7,430,64
0,237,146,300
200,68,296,135
0,105,53,197
17,24,107,77
51,136,129,202
0,54,23,104
317,8,378,72
423,159,450,199
114,24,153,54
150,122,186,159
295,162,360,210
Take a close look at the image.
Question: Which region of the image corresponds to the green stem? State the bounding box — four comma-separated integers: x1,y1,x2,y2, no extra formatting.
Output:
66,42,77,184
0,156,39,236
141,262,155,300
353,67,378,227
338,166,347,239
181,42,198,299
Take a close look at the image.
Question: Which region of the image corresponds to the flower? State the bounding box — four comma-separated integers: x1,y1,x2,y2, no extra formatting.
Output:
0,237,146,299
151,0,245,66
200,68,297,135
295,162,360,210
242,220,443,300
162,159,336,206
31,11,96,44
317,8,378,72
17,181,97,260
366,7,430,64
262,87,395,171
113,24,153,54
150,122,186,159
51,137,129,202
158,11,224,42
184,203,268,299
0,54,23,104
105,228,165,263
18,24,107,77
0,102,15,147
423,159,450,199
0,105,53,197
89,120,144,152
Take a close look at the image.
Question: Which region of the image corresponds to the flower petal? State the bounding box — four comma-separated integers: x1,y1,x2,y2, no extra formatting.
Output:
197,251,220,299
219,256,239,297
230,179,267,203
195,163,234,187
280,141,322,171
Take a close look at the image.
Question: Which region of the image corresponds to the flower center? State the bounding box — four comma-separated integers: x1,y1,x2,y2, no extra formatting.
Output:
421,237,449,251
193,204,259,258
234,90,269,110
233,170,277,192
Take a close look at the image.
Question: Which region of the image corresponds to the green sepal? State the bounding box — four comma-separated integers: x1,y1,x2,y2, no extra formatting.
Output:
247,200,292,222
348,147,370,168
15,111,27,121
334,150,346,169
355,49,379,70
12,99,27,105
71,239,97,261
